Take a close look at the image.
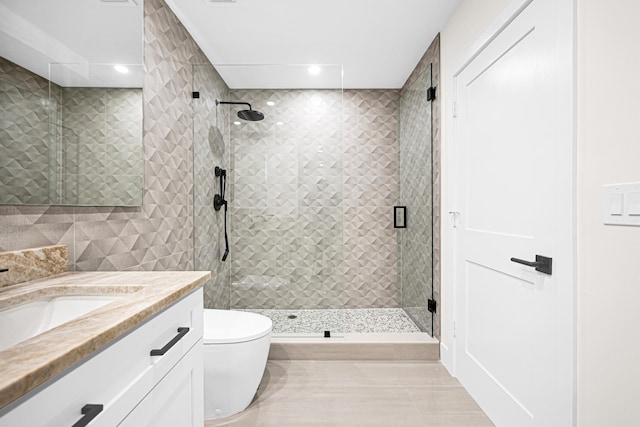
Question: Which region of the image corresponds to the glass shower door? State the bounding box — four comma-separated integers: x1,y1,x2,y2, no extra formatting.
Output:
222,65,347,335
398,64,434,335
192,63,232,310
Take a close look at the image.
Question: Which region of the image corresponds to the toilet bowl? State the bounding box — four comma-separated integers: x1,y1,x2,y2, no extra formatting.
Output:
203,309,272,419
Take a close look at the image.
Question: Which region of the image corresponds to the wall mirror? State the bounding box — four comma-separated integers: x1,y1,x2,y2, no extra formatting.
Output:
0,0,144,206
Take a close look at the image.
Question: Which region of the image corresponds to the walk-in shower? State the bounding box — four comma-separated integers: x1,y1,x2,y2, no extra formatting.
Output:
193,59,439,341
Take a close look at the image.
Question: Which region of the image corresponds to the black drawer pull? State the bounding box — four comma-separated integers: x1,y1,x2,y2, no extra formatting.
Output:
71,404,103,427
150,327,190,356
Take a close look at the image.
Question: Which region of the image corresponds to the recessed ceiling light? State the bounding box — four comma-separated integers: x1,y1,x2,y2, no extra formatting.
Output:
114,65,129,74
266,101,275,106
308,65,321,76
233,121,241,125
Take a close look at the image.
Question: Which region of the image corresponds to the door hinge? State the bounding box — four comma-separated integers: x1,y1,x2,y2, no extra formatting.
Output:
427,299,437,313
452,101,458,117
426,86,437,101
448,211,461,228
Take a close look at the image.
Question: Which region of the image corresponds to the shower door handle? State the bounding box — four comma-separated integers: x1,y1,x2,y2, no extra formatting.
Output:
510,255,552,275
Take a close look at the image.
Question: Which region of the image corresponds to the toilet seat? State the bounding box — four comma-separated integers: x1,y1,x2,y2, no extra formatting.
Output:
203,310,272,344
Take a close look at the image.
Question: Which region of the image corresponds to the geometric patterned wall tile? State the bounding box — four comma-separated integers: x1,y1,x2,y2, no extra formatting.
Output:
193,62,230,309
0,2,439,325
226,88,400,310
398,34,441,337
0,58,144,207
59,87,143,206
0,57,51,205
0,0,210,276
0,205,75,270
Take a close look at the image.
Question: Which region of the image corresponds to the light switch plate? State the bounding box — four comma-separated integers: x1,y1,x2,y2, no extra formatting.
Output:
609,193,624,215
603,182,640,226
628,192,640,216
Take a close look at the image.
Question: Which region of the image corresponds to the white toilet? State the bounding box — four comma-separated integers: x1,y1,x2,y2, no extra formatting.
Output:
203,309,272,419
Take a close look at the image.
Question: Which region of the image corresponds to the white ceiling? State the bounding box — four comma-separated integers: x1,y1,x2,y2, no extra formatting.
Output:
164,0,460,89
0,0,143,87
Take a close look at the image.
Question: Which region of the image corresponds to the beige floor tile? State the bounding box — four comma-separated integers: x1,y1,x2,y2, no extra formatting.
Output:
408,386,495,427
307,361,461,387
207,386,426,427
205,361,493,427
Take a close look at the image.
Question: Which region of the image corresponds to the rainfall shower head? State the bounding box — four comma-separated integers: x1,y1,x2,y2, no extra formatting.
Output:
215,100,265,122
237,109,264,121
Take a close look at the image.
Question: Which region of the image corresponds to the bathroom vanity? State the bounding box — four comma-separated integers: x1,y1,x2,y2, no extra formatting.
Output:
0,271,210,427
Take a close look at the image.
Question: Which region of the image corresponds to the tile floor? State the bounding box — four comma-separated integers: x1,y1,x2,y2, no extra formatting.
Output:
240,308,422,333
204,360,494,427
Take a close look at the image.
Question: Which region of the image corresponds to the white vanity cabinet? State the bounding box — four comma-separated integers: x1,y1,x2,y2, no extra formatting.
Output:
0,288,204,427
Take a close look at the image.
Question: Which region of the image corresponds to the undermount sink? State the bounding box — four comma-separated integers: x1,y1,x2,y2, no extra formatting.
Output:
0,295,124,352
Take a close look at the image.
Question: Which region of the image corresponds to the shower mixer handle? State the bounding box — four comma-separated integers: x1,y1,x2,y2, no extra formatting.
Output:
213,165,230,262
214,166,227,211
213,194,226,211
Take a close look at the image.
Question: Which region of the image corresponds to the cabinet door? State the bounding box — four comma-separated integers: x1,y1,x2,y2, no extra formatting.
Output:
118,339,203,427
0,289,203,427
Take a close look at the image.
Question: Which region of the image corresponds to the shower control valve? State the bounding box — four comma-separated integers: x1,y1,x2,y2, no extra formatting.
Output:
213,194,227,211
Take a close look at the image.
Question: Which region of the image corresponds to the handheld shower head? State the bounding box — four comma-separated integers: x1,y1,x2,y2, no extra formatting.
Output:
215,99,265,122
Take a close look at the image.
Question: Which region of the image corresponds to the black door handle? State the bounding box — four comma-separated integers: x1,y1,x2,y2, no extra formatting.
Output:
150,327,190,356
71,404,103,427
510,255,552,275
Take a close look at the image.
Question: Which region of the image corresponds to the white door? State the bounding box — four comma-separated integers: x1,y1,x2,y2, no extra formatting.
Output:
452,0,574,426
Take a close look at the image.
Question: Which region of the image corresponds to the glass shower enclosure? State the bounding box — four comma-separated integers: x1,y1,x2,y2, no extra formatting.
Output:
193,63,435,337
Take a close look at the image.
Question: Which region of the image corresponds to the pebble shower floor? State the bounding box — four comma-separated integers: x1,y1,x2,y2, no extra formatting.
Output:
240,308,422,334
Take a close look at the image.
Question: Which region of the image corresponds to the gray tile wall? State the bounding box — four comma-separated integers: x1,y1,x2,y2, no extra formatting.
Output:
398,66,433,333
399,35,441,338
0,3,440,329
59,88,143,206
227,89,400,310
0,0,207,272
1,58,143,207
193,64,231,309
343,90,401,309
0,57,51,205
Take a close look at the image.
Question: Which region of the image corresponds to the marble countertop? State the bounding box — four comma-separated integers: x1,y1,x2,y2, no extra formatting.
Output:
0,271,210,410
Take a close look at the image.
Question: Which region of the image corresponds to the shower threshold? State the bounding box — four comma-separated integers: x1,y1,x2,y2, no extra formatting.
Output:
239,308,439,361
268,332,439,361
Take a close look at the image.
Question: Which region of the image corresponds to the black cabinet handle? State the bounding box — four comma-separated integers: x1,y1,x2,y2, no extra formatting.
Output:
71,404,103,427
0,269,8,273
150,327,189,356
510,255,552,275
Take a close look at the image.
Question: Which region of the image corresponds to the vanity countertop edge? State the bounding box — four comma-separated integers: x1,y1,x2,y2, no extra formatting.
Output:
0,270,211,410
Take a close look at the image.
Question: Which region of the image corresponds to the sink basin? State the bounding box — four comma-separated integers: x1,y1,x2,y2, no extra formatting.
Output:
0,295,124,352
